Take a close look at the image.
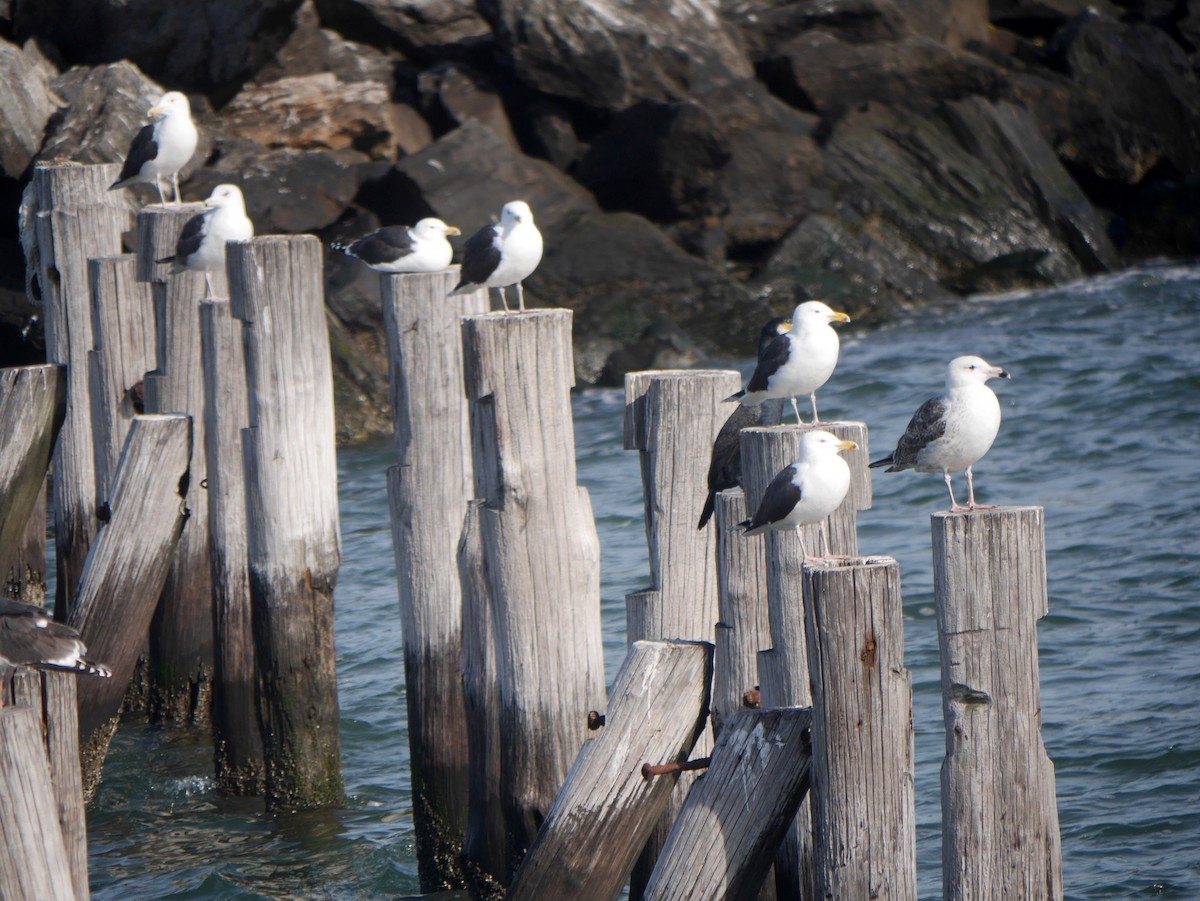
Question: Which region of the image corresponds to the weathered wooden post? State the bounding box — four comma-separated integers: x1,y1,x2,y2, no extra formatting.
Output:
228,235,344,810
932,507,1062,899
381,268,487,888
69,414,192,793
5,482,49,604
643,707,813,901
21,162,128,609
461,309,606,875
38,672,90,899
200,299,262,794
803,558,917,899
508,639,714,901
136,203,216,723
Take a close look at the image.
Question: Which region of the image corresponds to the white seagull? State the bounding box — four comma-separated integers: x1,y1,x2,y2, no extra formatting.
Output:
110,91,199,206
869,355,1011,513
0,598,112,681
738,429,857,564
332,218,461,272
728,300,850,424
156,184,254,299
449,200,543,311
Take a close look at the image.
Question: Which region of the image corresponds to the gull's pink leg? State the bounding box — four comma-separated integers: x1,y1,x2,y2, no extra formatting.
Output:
966,466,997,511
810,392,821,424
946,471,970,513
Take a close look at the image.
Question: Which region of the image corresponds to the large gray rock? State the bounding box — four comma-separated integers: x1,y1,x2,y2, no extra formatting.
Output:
726,0,910,60
253,0,404,87
416,62,520,149
478,0,753,111
0,37,64,178
310,0,491,56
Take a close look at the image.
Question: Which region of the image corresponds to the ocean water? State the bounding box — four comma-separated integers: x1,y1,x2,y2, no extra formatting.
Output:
85,265,1200,899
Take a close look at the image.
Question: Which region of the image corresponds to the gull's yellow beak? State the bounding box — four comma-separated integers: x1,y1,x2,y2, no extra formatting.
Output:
148,104,163,118
779,320,793,332
837,439,858,452
831,311,851,324
444,225,461,236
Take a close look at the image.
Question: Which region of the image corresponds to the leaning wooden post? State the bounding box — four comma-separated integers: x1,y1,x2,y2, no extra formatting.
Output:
643,707,813,901
136,203,216,723
0,364,65,583
932,507,1062,899
228,235,344,810
381,269,487,888
804,557,917,899
0,706,76,901
461,309,606,875
200,299,263,794
22,163,129,611
68,414,192,794
5,481,49,603
508,639,714,901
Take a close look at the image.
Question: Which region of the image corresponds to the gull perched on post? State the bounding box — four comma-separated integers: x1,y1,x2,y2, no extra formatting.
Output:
156,184,254,299
449,200,543,311
332,218,460,272
737,429,857,564
0,598,112,682
869,355,1011,513
110,91,199,206
728,300,850,424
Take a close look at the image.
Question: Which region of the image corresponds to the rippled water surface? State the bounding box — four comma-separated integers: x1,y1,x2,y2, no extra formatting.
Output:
86,266,1200,899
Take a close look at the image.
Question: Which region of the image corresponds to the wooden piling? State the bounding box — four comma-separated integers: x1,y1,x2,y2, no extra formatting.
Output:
228,235,344,810
508,639,714,901
0,706,76,901
23,162,129,611
5,480,49,603
642,707,813,901
0,364,65,585
199,299,263,794
803,557,917,900
932,507,1062,900
136,203,216,723
461,309,606,873
381,269,487,888
39,672,90,899
67,414,192,793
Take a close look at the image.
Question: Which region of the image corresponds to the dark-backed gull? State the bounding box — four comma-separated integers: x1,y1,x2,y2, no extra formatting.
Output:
697,317,790,529
449,200,543,311
333,218,460,272
156,184,254,298
738,429,857,563
110,91,199,206
0,599,111,679
728,300,850,424
869,355,1011,513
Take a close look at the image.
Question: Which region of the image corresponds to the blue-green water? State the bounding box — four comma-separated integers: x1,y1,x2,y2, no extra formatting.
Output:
85,265,1200,899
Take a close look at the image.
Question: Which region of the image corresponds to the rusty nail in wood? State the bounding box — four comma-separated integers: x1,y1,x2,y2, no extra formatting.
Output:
641,756,711,781
587,710,605,730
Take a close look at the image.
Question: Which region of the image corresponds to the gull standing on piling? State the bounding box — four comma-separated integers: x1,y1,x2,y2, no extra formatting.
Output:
737,429,857,564
869,354,1011,513
110,91,199,206
449,200,543,311
728,300,850,424
332,218,460,272
156,184,254,299
0,599,112,684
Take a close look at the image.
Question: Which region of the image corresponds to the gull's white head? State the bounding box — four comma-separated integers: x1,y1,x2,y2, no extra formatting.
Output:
798,429,858,460
412,218,461,239
205,184,246,212
500,201,534,228
792,300,851,330
149,91,191,121
946,355,1011,388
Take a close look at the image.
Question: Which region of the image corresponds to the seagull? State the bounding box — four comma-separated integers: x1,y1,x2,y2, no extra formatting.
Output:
332,218,461,272
869,355,1011,513
156,184,254,299
737,429,857,564
698,317,791,529
448,200,543,311
727,300,850,424
110,91,199,206
0,599,112,682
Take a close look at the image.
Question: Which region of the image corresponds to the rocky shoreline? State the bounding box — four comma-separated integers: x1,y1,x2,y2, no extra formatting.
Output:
3,0,1198,441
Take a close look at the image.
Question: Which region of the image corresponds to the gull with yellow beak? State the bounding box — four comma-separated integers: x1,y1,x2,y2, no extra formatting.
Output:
727,300,851,424
738,429,858,564
332,218,461,272
110,91,199,206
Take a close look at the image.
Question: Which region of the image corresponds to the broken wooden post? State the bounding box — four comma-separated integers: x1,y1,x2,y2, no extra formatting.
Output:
642,707,813,901
228,235,343,810
0,364,65,584
804,557,917,899
461,309,606,875
22,162,129,611
67,414,191,794
932,507,1062,900
199,299,262,794
136,203,216,723
381,268,487,889
508,639,713,900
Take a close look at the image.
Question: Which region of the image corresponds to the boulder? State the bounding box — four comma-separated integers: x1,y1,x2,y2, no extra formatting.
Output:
253,0,404,87
726,0,910,60
0,37,65,178
477,0,753,112
990,0,1121,39
416,62,520,148
310,0,492,57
